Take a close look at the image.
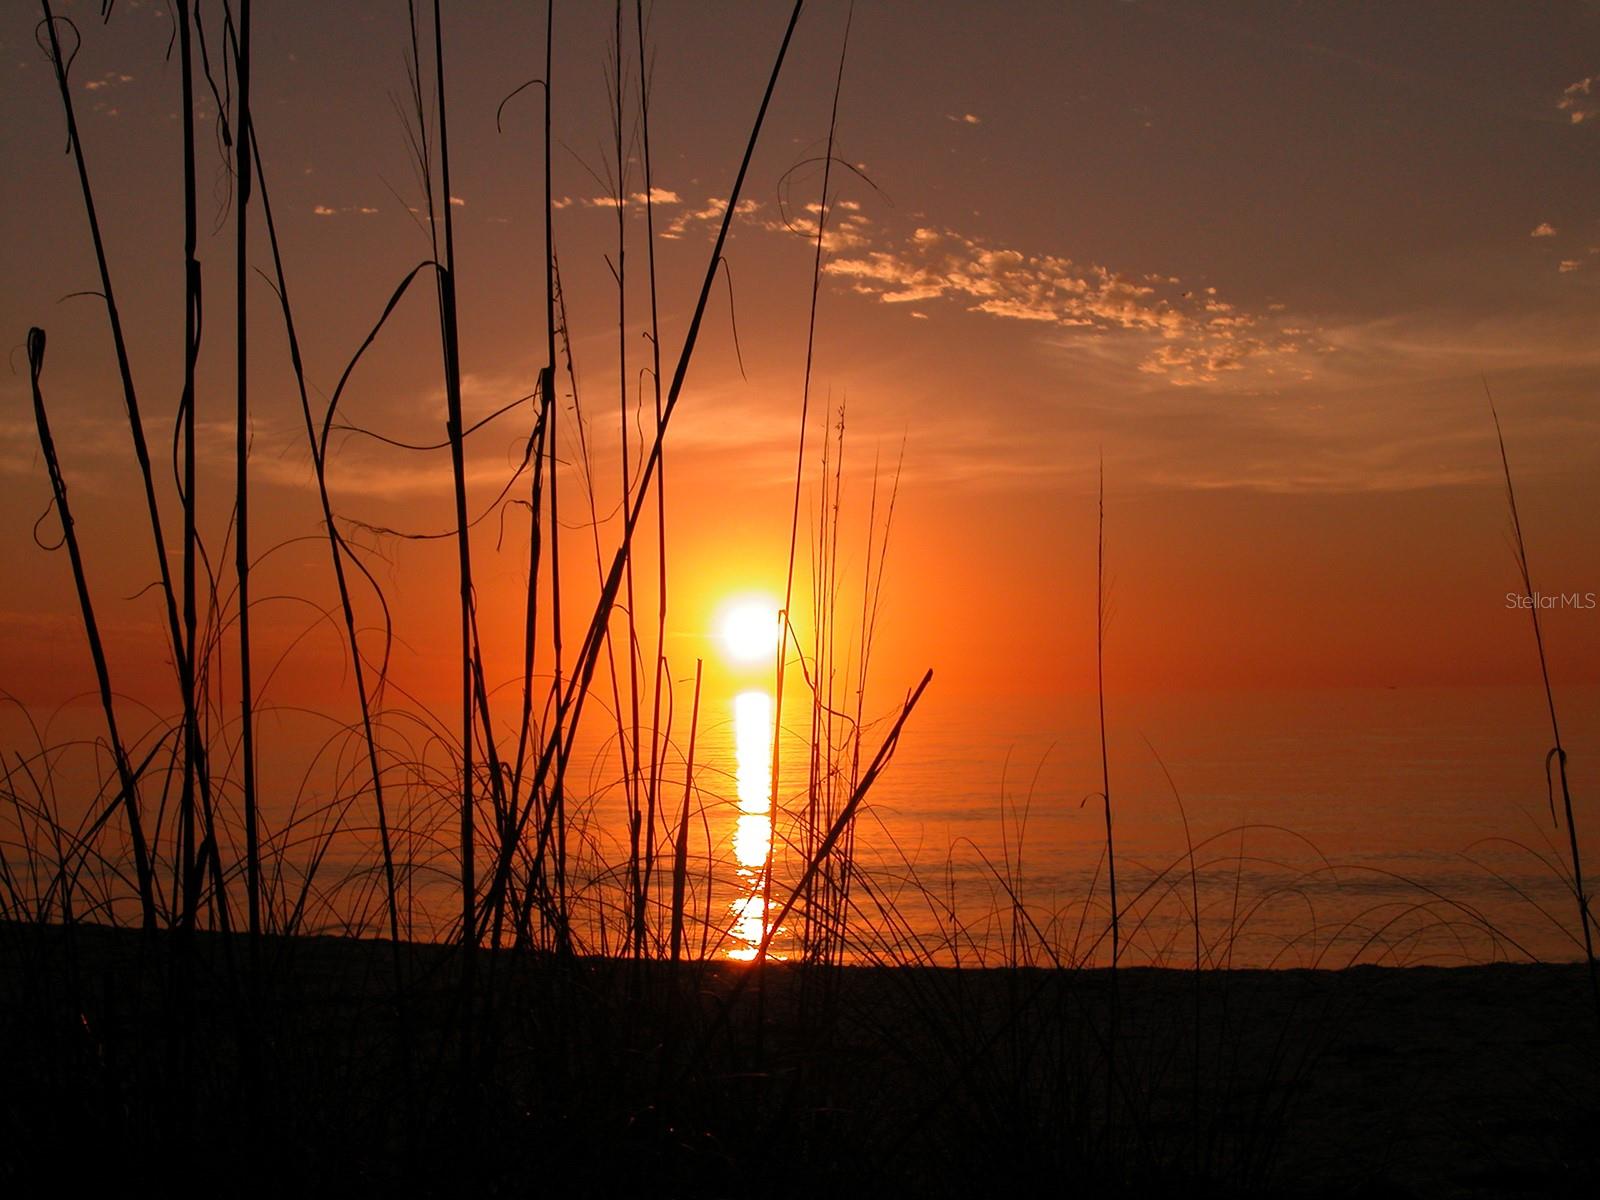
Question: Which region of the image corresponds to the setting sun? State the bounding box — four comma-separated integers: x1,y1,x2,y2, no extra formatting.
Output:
718,597,781,665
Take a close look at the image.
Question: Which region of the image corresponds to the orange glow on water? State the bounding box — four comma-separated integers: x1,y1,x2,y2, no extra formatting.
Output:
734,690,773,815
729,688,775,959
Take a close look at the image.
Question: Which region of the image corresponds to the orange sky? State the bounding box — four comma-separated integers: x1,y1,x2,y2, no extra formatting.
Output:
2,0,1597,734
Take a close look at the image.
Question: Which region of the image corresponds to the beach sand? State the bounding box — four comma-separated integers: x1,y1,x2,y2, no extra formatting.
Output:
3,922,1594,1196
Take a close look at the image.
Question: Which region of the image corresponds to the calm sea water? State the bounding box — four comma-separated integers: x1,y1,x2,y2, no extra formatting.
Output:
650,682,1600,968
11,682,1596,968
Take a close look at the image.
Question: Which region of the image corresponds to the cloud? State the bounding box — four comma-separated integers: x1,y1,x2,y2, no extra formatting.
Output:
819,224,1318,386
659,349,1600,495
946,113,981,125
1558,76,1596,124
449,196,465,207
972,298,1060,322
661,196,761,239
0,408,242,485
313,205,336,216
1304,309,1600,390
1559,259,1581,273
1531,222,1557,237
312,204,379,217
765,202,874,252
582,188,684,210
83,72,133,91
255,451,527,503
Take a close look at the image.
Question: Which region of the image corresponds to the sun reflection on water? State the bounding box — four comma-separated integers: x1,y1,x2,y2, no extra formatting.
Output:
729,689,775,960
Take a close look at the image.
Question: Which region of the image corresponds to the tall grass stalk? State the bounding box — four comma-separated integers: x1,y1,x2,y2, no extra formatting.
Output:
604,0,647,958
24,329,158,931
669,661,704,963
232,0,261,960
540,0,568,953
1486,385,1598,1017
767,1,852,985
410,1,482,1005
36,4,188,740
169,0,229,939
762,667,933,954
37,3,210,930
503,0,805,950
636,0,671,963
243,118,404,958
833,445,901,962
176,0,203,931
1096,459,1119,969
1095,457,1120,1137
493,2,557,948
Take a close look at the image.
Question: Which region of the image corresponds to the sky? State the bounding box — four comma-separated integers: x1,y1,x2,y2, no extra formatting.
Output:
1,0,1597,739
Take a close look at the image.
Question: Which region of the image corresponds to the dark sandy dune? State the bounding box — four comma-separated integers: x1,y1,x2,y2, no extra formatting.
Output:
2,922,1594,1197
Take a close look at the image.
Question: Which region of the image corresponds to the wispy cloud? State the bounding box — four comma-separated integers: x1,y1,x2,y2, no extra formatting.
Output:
1306,308,1600,386
1531,222,1557,237
661,196,760,240
1558,75,1596,125
254,452,524,502
821,225,1316,385
946,112,981,125
83,72,133,91
0,408,242,485
582,187,682,209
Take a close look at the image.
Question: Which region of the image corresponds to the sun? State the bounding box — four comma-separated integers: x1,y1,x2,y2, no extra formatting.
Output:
719,597,781,664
